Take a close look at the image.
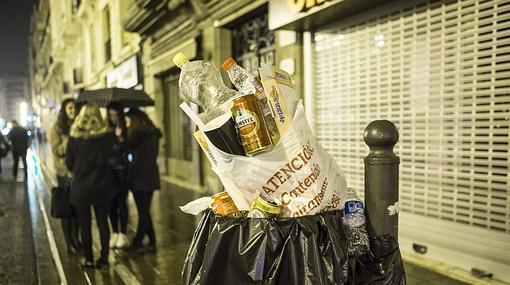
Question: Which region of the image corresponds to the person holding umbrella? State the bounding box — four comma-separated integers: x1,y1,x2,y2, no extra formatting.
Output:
65,103,119,269
49,98,81,254
106,102,130,249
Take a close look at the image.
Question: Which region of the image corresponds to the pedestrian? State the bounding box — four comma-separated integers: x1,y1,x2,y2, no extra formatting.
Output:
65,103,119,269
49,98,81,254
106,102,130,249
0,131,10,179
7,120,29,181
124,109,161,252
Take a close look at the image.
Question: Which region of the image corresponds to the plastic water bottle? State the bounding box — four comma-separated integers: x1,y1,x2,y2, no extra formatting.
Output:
221,57,265,95
221,57,280,144
173,52,238,122
342,188,370,255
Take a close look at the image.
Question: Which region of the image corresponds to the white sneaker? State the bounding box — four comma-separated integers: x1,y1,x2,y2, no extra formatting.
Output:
109,233,119,248
116,233,129,249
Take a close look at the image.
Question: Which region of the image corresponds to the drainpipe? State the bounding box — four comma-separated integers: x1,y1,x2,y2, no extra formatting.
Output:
363,120,400,242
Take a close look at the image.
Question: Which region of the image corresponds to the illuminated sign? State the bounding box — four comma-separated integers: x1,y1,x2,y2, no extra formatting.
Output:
106,56,139,89
269,0,344,30
287,0,332,13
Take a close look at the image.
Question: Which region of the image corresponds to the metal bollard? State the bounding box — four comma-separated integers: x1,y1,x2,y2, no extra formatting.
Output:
363,120,400,241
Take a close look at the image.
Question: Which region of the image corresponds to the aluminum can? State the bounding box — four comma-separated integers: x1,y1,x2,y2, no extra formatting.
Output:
211,191,239,216
248,194,281,218
231,94,273,156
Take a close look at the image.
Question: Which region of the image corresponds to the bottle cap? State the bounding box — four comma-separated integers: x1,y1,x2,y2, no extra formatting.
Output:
173,52,188,68
344,200,364,215
221,57,236,71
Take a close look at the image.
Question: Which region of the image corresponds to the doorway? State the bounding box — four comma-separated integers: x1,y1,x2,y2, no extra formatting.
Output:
162,72,200,184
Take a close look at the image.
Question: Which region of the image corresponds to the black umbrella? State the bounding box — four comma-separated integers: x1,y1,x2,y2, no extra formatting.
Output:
76,87,155,108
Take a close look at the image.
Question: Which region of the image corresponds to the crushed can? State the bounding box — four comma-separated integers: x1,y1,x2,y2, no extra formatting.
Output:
248,194,281,218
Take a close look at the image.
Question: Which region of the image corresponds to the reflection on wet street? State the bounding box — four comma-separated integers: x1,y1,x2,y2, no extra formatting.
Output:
0,156,37,285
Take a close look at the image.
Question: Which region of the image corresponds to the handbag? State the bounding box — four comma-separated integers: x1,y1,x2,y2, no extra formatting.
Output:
0,141,9,158
50,187,74,218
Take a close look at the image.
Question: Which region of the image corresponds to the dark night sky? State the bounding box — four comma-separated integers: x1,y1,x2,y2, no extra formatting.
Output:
0,0,37,75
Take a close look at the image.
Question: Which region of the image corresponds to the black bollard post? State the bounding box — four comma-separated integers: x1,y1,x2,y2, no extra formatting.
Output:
363,120,400,242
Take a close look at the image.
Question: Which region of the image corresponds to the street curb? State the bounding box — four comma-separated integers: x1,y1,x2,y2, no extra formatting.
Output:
26,170,43,285
402,251,509,285
27,149,68,285
28,184,44,285
161,175,206,193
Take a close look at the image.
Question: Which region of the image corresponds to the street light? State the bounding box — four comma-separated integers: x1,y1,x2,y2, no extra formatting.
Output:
19,101,28,126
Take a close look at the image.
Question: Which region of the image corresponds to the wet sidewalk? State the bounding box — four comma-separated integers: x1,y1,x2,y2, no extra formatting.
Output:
0,157,37,285
26,142,475,284
31,144,200,284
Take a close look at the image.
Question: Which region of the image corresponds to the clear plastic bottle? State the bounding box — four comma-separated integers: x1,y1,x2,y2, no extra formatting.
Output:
173,52,238,122
221,57,264,95
221,57,280,144
342,188,370,256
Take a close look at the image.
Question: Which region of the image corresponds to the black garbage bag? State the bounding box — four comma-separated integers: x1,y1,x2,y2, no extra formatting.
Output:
182,210,406,285
349,236,406,284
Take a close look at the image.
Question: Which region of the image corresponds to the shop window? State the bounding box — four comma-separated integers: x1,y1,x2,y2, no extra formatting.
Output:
62,82,69,94
89,24,96,72
163,73,193,162
232,12,275,76
73,68,83,84
103,6,112,63
72,0,81,14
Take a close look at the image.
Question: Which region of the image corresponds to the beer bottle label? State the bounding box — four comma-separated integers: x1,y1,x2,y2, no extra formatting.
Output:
234,107,260,138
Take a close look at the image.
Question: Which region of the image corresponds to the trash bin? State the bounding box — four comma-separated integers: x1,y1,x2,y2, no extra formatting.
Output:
182,210,406,285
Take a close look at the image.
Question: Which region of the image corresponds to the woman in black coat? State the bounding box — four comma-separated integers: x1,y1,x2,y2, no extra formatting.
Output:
124,109,161,252
106,102,130,249
65,104,119,269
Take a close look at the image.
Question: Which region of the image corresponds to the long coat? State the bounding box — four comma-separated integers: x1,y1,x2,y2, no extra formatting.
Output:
49,125,71,178
8,126,29,154
65,132,119,206
127,129,161,192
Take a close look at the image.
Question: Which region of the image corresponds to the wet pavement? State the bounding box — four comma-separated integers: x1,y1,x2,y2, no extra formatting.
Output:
0,143,474,284
31,143,200,284
0,158,37,285
404,263,469,285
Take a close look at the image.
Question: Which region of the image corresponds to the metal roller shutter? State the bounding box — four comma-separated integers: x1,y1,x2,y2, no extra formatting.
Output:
310,0,510,281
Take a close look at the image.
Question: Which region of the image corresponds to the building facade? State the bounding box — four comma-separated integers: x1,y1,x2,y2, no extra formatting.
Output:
29,0,142,132
29,0,510,282
0,75,29,126
123,0,510,281
123,0,289,193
